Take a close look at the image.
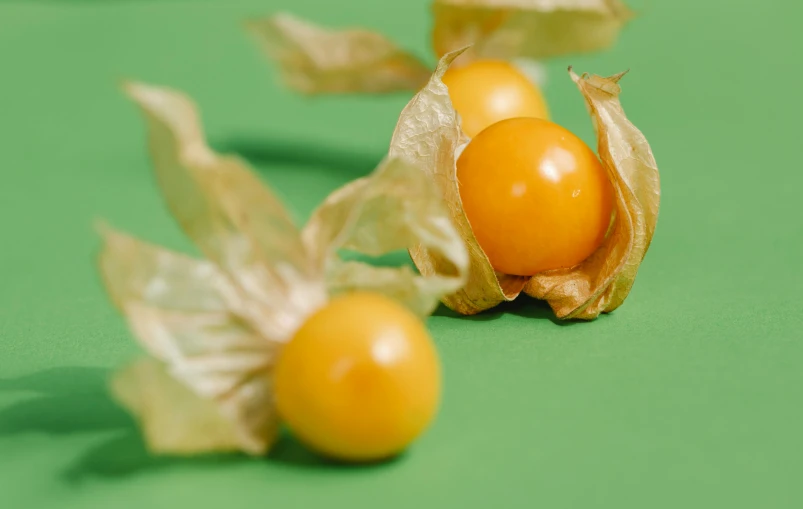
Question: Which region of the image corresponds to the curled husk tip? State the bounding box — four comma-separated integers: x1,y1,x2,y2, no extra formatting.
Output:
99,81,467,455
390,53,660,320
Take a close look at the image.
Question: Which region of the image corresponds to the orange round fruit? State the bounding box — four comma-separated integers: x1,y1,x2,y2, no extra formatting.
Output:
273,292,441,462
457,117,614,276
442,59,549,138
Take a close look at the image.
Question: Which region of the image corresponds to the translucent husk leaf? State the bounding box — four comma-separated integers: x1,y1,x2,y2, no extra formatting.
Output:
123,81,327,341
99,228,280,454
432,0,633,64
247,12,432,94
302,156,469,317
113,359,245,455
525,69,660,319
389,50,529,315
389,57,659,319
100,80,469,455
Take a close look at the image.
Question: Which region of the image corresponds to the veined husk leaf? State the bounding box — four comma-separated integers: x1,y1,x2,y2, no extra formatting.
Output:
99,81,467,455
525,69,660,319
123,81,327,342
112,359,265,455
390,49,529,315
99,227,280,454
432,0,633,63
246,12,432,94
390,54,659,319
302,156,469,317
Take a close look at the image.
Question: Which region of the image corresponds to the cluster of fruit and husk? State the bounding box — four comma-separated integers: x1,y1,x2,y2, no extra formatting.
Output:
96,0,660,461
248,0,660,320
98,83,468,456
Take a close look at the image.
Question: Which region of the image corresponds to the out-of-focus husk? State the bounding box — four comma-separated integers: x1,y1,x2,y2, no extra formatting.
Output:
122,81,327,342
432,0,633,63
247,12,432,94
99,81,468,455
249,3,630,94
99,227,281,454
302,156,469,317
112,359,264,455
525,69,660,319
389,56,659,319
389,50,529,315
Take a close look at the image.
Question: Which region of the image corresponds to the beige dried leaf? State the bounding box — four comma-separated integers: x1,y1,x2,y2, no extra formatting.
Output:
302,156,469,317
525,69,660,319
432,0,633,63
113,359,245,455
100,81,468,455
123,81,327,342
99,228,280,454
389,50,528,315
247,12,432,94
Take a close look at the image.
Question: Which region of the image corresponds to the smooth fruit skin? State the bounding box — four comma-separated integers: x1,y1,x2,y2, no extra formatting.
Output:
457,117,614,276
274,292,441,462
442,59,549,138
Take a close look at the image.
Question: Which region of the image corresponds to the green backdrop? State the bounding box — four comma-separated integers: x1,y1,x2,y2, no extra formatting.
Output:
2,0,801,507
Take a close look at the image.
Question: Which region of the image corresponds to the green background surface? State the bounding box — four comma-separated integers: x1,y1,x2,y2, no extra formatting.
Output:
1,0,801,507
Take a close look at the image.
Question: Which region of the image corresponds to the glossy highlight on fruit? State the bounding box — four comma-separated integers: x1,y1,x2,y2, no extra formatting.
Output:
274,292,441,462
442,59,549,138
457,117,614,276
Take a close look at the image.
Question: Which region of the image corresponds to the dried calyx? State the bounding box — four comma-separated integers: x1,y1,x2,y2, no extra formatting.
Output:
98,83,467,455
390,50,660,319
247,0,632,94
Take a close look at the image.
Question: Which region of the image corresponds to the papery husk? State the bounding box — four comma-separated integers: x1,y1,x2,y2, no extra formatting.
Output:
302,156,469,317
99,228,280,454
99,81,469,455
389,49,529,315
113,359,255,455
389,56,659,319
432,0,633,64
123,81,328,341
102,82,326,456
247,12,432,94
525,69,660,319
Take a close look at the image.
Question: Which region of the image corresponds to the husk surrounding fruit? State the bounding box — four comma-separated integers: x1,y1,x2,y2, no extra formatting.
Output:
246,12,431,94
432,0,633,63
98,83,468,455
389,54,660,319
390,49,529,315
525,69,660,319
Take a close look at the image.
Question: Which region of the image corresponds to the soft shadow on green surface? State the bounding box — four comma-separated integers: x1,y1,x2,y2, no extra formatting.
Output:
64,427,402,481
63,433,245,481
0,367,132,436
433,295,579,327
217,136,384,179
0,367,400,481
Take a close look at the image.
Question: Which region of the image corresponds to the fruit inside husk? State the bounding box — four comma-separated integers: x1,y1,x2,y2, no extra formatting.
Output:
389,49,660,320
456,116,614,277
442,59,550,138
